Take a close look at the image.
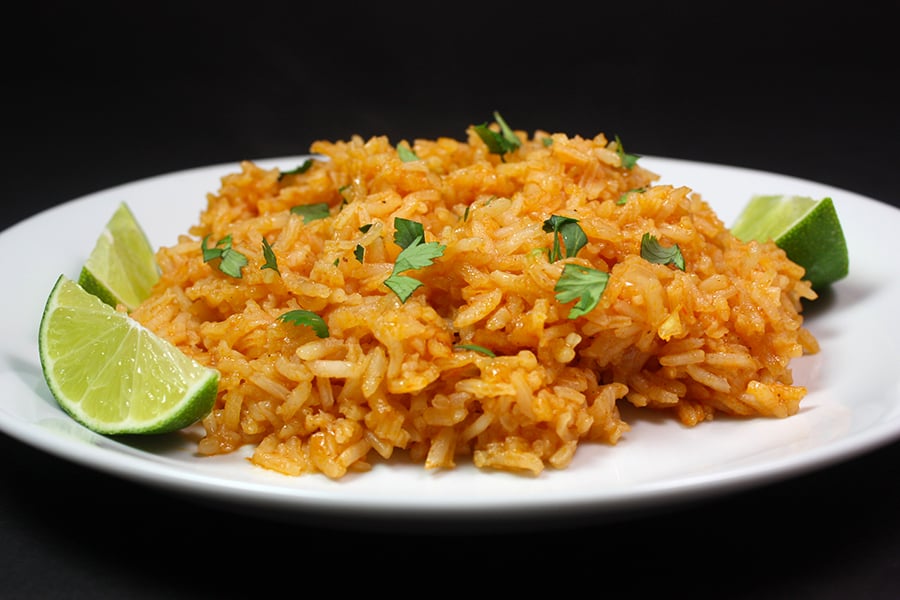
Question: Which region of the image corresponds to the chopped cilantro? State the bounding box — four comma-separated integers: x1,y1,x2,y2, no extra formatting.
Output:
261,238,279,273
392,237,445,273
543,215,588,262
473,111,521,159
392,217,426,250
278,309,329,338
354,224,372,262
454,343,496,357
613,135,639,170
383,274,424,301
541,136,553,147
554,263,610,319
384,218,446,302
290,203,331,223
278,159,314,180
640,233,685,270
201,234,248,278
617,187,646,205
397,143,419,162
493,112,519,147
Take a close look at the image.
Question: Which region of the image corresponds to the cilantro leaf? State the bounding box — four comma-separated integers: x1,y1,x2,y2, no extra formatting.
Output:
493,111,520,148
640,233,685,270
201,234,248,278
354,244,365,262
261,238,279,272
543,215,588,262
384,217,447,302
473,111,522,159
201,234,228,263
393,238,445,273
617,187,646,205
219,248,249,278
554,263,610,319
393,217,425,249
614,134,639,170
454,343,496,357
278,158,315,180
278,309,329,338
290,203,331,223
396,143,419,162
383,274,424,302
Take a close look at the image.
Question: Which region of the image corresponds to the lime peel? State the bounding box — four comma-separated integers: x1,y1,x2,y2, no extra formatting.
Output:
731,195,849,291
39,275,219,435
78,202,160,312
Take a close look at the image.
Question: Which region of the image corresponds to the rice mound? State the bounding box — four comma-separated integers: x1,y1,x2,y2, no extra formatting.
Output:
130,124,819,479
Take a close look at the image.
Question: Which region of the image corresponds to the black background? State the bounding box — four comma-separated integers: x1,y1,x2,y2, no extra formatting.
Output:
2,2,899,598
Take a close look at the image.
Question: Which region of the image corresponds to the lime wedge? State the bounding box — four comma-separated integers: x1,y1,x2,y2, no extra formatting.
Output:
731,195,849,290
78,202,160,312
38,275,219,435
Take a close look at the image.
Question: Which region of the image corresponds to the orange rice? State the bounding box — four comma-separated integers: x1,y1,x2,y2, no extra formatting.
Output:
130,124,819,479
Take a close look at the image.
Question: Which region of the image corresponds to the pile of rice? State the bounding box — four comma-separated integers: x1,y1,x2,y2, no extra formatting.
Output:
130,123,819,479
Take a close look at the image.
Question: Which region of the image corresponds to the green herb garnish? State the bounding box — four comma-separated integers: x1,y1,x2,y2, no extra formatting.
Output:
617,187,646,205
201,234,248,278
278,309,329,338
454,344,496,357
278,159,315,180
554,263,610,319
397,143,419,162
392,217,426,249
261,238,279,273
384,218,446,302
473,111,521,159
640,233,685,270
543,215,588,262
290,203,331,223
354,224,373,262
613,134,639,170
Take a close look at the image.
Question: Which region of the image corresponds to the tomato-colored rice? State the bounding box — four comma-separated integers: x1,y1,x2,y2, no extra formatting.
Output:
130,124,818,478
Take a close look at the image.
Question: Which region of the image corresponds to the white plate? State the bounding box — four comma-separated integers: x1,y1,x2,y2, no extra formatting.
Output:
3,156,899,528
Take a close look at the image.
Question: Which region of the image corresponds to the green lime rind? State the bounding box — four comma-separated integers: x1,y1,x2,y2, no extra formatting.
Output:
77,268,121,310
775,197,848,290
731,195,849,291
39,275,218,435
731,195,818,241
78,202,160,312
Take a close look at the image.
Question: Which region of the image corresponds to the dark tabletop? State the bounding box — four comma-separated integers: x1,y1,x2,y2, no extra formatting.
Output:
3,2,899,597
